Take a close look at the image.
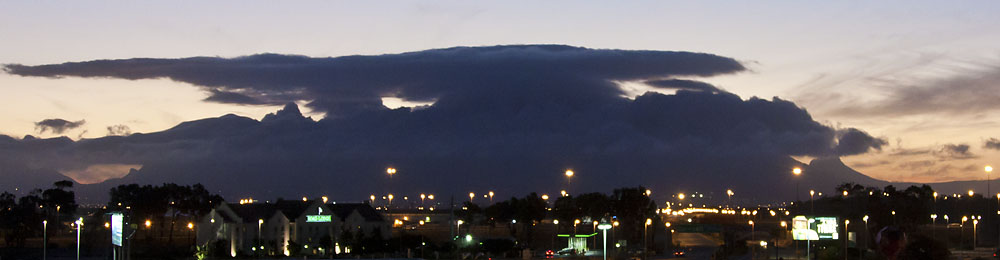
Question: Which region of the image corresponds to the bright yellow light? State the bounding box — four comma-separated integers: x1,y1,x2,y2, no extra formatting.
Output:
187,222,194,230
678,193,686,200
574,219,581,225
541,194,549,200
933,192,938,198
104,222,110,228
780,221,787,227
809,190,815,196
322,196,329,203
645,218,652,226
613,221,619,227
843,190,848,197
645,189,652,196
386,167,397,175
145,220,152,228
664,222,671,227
388,194,394,200
969,190,975,197
792,168,802,175
258,219,264,224
748,220,754,225
302,196,308,202
845,219,850,225
488,191,494,197
565,170,574,177
469,192,475,199
370,195,375,201
420,194,426,199
561,190,568,197
727,189,734,196
987,166,994,173
428,194,435,200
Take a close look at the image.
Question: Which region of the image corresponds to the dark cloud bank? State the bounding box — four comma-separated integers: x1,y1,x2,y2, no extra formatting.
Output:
2,45,887,202
35,118,85,134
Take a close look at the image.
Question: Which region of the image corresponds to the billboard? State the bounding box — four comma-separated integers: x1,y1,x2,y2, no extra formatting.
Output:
111,213,123,246
792,215,838,241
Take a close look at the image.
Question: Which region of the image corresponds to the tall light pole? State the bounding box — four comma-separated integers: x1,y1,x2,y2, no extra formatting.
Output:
598,222,612,260
793,168,803,202
565,169,574,191
974,218,979,248
488,191,494,203
75,218,82,260
809,190,816,214
644,218,652,260
43,220,47,260
727,189,734,208
749,220,755,259
469,192,475,202
844,219,850,260
862,215,869,260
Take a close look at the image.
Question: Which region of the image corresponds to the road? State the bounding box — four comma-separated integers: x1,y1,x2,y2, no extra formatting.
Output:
672,232,721,259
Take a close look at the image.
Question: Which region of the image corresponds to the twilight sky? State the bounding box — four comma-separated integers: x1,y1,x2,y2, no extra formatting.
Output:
2,1,999,186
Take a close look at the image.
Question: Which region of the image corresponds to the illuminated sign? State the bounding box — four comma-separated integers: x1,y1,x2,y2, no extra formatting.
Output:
307,215,332,222
792,215,838,241
111,213,123,246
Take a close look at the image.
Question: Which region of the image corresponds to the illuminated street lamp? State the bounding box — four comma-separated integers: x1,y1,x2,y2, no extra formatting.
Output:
644,218,652,259
969,190,975,197
386,167,397,178
726,189,734,208
645,189,652,196
749,220,756,259
598,222,613,260
388,194,394,206
469,192,475,202
809,189,816,213
420,193,426,205
793,167,803,202
542,194,549,200
678,193,686,200
561,190,568,197
488,191,494,203
75,218,83,260
43,220,47,260
565,169,574,188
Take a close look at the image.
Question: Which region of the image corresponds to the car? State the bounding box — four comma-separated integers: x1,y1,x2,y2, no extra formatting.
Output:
545,250,555,257
673,249,685,257
557,248,576,255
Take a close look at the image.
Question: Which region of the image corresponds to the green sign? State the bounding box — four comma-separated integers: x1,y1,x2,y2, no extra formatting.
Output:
306,215,332,223
792,216,838,241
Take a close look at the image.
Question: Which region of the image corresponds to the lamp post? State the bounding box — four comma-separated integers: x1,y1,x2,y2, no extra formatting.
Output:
43,220,47,260
974,219,979,248
809,190,815,214
727,189,734,208
488,191,494,203
552,220,559,250
75,218,82,260
598,222,612,260
793,168,803,203
862,215,869,260
565,169,574,190
257,219,263,257
644,218,652,259
844,219,850,260
749,220,755,259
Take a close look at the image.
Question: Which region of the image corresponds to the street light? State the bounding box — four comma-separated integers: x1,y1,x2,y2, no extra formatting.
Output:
43,220,47,260
644,218,652,259
749,220,756,259
420,194,426,205
793,167,803,202
75,218,82,260
809,189,816,213
258,219,263,256
727,189,734,208
469,192,475,202
488,191,494,203
598,222,612,260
